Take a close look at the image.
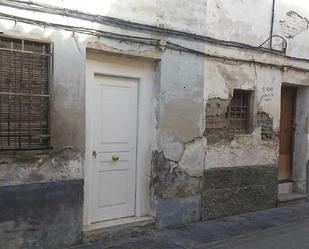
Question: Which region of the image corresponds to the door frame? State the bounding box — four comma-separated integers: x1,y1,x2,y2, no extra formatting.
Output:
279,85,297,182
83,51,156,226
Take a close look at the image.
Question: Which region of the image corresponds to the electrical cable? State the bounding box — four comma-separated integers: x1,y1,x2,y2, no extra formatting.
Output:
0,12,161,46
0,0,288,55
1,4,309,73
259,35,287,53
165,41,309,73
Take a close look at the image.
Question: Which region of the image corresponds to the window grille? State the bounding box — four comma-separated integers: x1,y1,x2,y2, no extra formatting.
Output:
0,37,51,150
227,90,251,133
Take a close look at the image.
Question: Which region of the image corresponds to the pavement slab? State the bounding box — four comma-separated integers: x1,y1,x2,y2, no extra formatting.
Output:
73,203,309,249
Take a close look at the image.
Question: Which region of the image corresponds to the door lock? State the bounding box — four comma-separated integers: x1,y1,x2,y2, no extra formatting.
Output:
92,150,97,158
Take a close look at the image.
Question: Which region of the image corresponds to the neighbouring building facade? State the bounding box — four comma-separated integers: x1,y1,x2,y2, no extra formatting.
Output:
0,0,308,248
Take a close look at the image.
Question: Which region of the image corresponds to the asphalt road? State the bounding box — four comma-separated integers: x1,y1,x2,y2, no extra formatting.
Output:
202,219,309,249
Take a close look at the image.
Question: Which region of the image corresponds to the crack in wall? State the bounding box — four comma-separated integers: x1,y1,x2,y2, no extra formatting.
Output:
150,151,202,200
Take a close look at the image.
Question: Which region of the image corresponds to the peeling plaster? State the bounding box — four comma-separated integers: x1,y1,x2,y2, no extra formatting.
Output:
0,148,84,186
280,11,309,39
205,128,279,169
151,151,202,200
217,64,256,94
162,142,184,162
179,137,207,177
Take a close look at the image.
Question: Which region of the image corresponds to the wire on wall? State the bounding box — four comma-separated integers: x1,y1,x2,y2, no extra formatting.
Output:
270,0,276,49
0,0,287,55
259,35,287,53
1,1,309,73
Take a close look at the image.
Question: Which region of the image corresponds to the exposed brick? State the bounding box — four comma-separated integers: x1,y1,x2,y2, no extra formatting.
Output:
258,112,274,140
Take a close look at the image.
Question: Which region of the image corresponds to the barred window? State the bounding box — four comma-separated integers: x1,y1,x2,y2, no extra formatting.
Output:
0,37,51,150
227,90,252,133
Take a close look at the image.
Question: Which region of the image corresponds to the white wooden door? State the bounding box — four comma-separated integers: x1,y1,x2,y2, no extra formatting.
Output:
90,74,138,223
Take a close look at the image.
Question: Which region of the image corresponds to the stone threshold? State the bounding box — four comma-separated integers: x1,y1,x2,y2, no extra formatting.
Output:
82,216,155,244
278,181,293,195
278,192,307,207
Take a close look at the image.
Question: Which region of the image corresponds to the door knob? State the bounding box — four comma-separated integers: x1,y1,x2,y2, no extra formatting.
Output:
92,150,97,158
112,155,120,161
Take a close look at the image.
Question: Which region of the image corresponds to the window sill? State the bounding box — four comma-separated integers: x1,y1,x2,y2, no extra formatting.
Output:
0,147,53,158
0,147,53,152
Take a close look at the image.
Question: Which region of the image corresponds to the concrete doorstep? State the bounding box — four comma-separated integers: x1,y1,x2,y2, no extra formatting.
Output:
73,202,309,249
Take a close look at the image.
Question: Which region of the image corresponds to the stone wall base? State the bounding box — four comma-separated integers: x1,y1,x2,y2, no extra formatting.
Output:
202,165,278,220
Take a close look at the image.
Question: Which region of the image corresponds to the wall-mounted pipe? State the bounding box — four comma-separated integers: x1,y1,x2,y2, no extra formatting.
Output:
270,0,276,49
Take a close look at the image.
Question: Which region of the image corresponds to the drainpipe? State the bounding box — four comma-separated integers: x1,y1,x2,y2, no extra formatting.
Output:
270,0,276,49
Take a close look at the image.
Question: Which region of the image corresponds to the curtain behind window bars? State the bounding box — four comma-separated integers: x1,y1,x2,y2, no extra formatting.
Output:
0,37,51,150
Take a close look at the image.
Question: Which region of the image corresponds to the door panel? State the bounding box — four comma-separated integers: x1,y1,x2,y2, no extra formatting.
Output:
91,75,138,223
279,87,296,181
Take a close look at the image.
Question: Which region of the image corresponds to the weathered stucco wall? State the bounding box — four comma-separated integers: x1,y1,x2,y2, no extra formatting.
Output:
0,27,87,184
51,34,86,150
3,0,309,59
159,42,205,162
205,0,272,46
0,0,308,247
204,60,281,169
0,149,83,186
274,0,309,59
0,0,308,205
12,0,207,35
151,39,208,226
293,87,309,193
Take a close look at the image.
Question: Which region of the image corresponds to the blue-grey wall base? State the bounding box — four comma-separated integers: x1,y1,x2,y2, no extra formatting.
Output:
0,180,84,249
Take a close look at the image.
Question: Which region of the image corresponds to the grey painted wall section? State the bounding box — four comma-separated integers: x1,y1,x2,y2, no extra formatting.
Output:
204,61,281,169
159,44,205,161
0,180,84,249
156,196,201,228
293,87,309,193
51,35,86,150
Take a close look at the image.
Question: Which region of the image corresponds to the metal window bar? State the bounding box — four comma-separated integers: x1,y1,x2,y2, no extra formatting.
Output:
0,37,51,150
228,90,251,133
